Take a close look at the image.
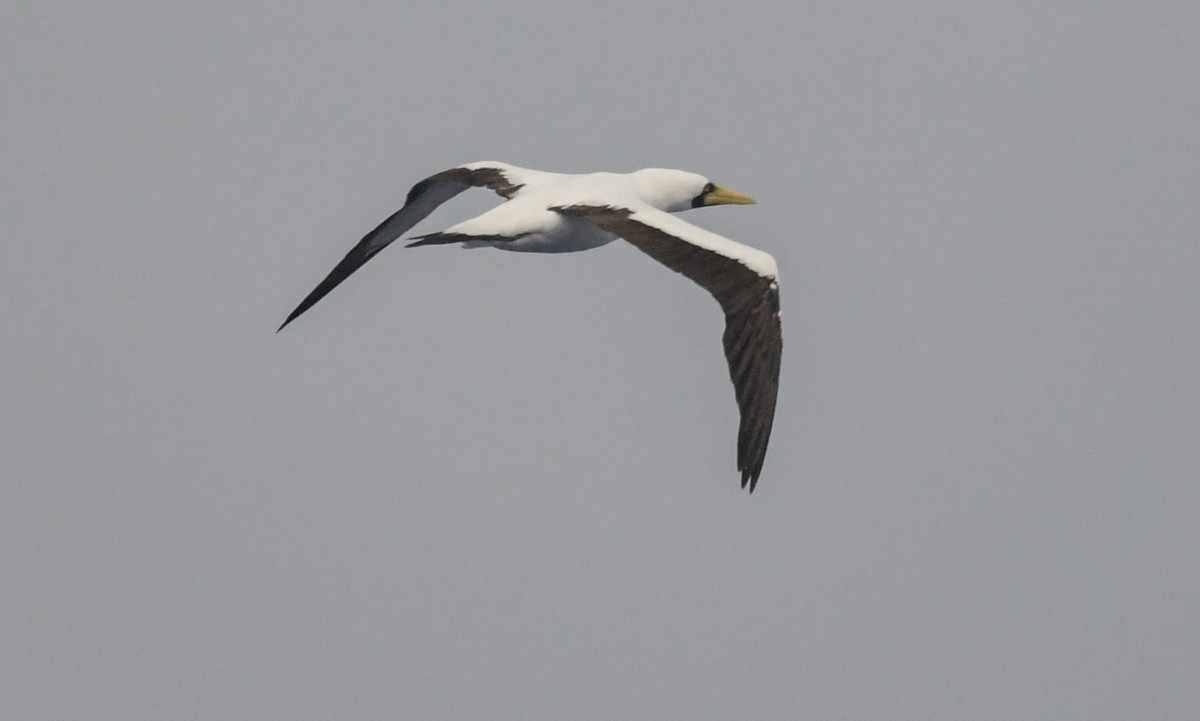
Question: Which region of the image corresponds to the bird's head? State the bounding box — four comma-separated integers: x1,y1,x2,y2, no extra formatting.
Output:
630,168,757,213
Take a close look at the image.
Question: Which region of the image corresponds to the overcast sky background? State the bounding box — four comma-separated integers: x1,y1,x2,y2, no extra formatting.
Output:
3,1,1198,719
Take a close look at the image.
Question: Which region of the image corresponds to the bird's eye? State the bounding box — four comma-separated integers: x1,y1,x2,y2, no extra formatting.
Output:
703,182,716,194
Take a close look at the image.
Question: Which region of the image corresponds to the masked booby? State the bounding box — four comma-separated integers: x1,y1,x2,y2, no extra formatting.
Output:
279,162,781,491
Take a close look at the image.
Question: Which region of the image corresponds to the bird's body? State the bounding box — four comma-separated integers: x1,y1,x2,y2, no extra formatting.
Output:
280,161,782,491
440,189,615,253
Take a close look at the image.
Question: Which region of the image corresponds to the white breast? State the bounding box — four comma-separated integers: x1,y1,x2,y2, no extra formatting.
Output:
450,191,619,253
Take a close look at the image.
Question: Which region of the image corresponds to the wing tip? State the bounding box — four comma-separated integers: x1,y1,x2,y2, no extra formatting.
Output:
276,299,313,332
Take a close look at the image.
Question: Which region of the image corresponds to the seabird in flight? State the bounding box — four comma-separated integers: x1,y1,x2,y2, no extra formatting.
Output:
279,162,781,491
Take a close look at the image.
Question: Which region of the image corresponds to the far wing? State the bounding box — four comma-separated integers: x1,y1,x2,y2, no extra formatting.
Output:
278,162,535,331
553,204,781,491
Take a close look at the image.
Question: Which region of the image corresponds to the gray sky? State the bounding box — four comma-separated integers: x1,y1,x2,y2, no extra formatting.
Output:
3,1,1198,719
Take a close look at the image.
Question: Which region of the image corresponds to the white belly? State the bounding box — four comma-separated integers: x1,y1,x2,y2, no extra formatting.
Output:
460,213,618,253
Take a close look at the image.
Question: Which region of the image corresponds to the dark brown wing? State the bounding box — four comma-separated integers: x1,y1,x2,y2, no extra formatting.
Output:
278,164,525,331
553,204,782,491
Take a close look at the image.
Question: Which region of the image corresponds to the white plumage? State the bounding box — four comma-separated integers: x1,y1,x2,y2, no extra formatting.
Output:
280,162,781,491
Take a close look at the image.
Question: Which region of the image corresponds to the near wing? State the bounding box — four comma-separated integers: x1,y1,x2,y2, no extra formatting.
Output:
552,204,782,492
278,163,531,331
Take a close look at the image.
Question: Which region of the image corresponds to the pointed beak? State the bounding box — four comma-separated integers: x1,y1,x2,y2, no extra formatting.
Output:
704,185,757,206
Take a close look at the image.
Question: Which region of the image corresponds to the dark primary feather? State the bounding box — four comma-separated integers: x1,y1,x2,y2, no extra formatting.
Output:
277,166,522,331
552,204,782,491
